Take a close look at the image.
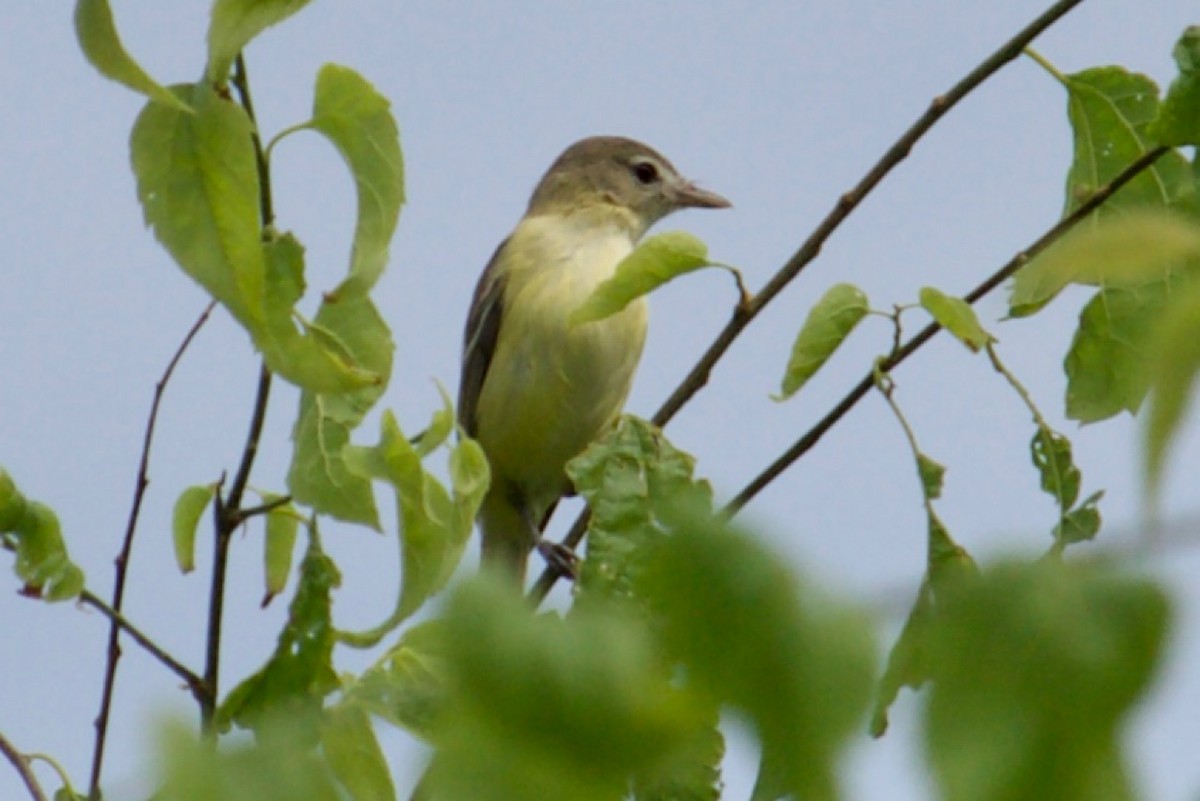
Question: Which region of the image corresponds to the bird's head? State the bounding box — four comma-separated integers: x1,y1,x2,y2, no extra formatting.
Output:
527,136,730,237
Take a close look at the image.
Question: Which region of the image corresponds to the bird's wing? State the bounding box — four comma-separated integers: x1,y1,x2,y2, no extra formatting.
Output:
458,237,509,436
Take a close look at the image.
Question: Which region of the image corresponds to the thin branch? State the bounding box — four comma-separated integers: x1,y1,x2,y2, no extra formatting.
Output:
724,147,1169,515
531,0,1094,602
87,300,215,801
201,53,277,734
650,0,1089,429
233,494,293,525
79,590,206,701
0,733,48,801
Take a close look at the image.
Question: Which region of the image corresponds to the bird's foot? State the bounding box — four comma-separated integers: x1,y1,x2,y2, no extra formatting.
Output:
536,539,580,580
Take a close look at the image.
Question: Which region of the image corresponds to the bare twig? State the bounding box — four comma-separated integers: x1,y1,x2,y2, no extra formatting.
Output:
724,147,1169,515
530,0,1094,601
233,494,293,525
0,733,48,801
79,590,206,700
200,54,276,733
87,300,214,801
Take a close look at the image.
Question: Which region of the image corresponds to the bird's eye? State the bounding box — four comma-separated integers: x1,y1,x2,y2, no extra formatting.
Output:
632,161,660,185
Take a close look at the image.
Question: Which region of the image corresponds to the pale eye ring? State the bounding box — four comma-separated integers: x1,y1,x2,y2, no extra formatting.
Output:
632,160,660,185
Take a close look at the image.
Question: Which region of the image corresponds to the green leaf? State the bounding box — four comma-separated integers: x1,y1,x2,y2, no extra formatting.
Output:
640,510,876,801
321,704,395,801
5,498,85,602
633,703,723,801
0,468,28,532
570,231,712,325
1055,490,1105,545
1143,283,1200,495
567,416,714,606
172,484,216,575
1030,428,1081,512
925,561,1169,801
308,64,405,297
218,537,341,743
1065,279,1172,422
131,84,266,332
1009,212,1200,316
260,233,381,392
73,0,190,111
773,283,869,400
156,720,341,801
413,383,456,457
919,287,994,352
917,454,945,501
429,577,706,801
338,410,484,644
1063,67,1196,219
263,499,300,604
870,582,936,737
1149,27,1200,147
341,619,449,737
206,0,313,85
287,294,394,528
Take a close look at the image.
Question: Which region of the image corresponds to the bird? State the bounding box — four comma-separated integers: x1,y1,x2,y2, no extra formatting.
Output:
457,135,730,582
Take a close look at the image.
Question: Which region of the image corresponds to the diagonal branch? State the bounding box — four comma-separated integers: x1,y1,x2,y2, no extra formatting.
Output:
87,299,215,801
531,0,1093,603
79,590,206,699
0,733,48,801
724,146,1169,515
651,0,1089,429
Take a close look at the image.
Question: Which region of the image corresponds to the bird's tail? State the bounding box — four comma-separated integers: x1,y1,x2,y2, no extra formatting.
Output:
478,489,536,583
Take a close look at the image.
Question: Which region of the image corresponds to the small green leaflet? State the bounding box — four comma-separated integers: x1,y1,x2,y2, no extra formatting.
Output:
73,0,190,111
0,468,27,531
570,231,712,325
263,498,301,605
172,484,216,575
919,287,994,352
1030,428,1081,512
1055,490,1105,545
6,501,85,602
308,64,405,298
341,619,449,737
339,410,488,645
287,294,394,529
1009,212,1200,317
773,283,868,400
218,538,341,740
1148,27,1200,147
206,0,314,85
917,454,946,500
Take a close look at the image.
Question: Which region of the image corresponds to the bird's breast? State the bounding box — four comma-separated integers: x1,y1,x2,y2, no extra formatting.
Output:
475,214,649,503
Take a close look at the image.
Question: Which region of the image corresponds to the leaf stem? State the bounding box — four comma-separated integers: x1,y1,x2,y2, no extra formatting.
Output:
1023,46,1071,87
86,300,214,801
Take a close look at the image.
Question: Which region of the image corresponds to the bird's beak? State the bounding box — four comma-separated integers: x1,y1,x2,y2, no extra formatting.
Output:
673,180,731,210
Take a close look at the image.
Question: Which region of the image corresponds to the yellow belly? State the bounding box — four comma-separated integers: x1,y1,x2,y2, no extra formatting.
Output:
474,214,649,514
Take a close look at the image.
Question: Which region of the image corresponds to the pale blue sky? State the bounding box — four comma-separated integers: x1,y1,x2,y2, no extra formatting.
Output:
3,2,1199,799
